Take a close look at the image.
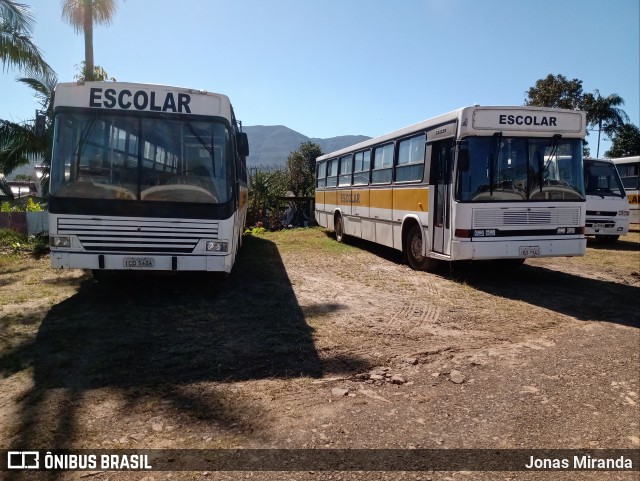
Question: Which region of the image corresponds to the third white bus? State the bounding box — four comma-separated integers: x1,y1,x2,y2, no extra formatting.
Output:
583,157,630,243
611,156,640,227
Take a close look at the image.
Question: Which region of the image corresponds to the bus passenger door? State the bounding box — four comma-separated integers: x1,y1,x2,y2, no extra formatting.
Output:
430,139,454,255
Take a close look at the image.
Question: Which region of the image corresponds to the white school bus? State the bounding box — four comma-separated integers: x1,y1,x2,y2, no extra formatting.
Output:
48,82,249,279
583,157,630,243
610,156,640,226
315,106,587,270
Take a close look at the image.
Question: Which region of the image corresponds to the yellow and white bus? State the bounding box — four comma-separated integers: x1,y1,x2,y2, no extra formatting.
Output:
610,156,640,226
315,105,587,270
48,82,249,279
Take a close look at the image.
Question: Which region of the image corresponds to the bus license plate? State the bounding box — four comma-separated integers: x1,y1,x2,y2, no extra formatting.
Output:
592,223,605,229
519,246,541,257
123,257,154,268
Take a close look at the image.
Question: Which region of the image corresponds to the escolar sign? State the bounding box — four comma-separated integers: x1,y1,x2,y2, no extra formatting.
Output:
89,88,191,113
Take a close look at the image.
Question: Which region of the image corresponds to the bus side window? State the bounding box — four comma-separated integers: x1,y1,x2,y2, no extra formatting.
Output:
424,145,432,183
395,134,426,183
371,144,394,184
338,154,353,186
326,158,338,187
353,150,370,185
316,161,326,188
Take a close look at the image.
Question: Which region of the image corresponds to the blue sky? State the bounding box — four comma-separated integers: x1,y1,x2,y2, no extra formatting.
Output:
1,0,638,156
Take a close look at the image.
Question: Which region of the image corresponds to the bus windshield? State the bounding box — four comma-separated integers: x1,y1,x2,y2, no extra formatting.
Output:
50,111,234,204
584,159,626,198
456,136,584,202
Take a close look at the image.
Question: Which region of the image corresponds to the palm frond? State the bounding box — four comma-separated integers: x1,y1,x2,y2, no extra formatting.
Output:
0,19,52,75
61,0,120,30
16,71,58,108
0,0,36,34
0,119,48,175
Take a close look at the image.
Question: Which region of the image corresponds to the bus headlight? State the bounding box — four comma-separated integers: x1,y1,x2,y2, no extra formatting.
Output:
566,227,576,234
472,229,496,237
557,227,566,234
50,236,71,248
206,241,228,252
618,210,629,216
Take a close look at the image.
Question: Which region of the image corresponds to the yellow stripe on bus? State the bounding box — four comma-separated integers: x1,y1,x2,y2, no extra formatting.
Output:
321,187,429,211
369,189,392,209
393,188,429,211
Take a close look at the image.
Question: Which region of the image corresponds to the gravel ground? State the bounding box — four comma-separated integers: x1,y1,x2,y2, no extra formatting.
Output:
1,228,638,481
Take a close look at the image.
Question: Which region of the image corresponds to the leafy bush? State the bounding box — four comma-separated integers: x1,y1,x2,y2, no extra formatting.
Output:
0,229,49,256
0,198,45,212
243,226,266,236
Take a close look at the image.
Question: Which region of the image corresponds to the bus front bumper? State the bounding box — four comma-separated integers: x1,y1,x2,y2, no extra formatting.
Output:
450,237,587,260
51,252,233,273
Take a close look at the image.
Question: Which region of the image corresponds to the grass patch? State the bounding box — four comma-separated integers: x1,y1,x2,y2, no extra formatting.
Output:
264,227,356,254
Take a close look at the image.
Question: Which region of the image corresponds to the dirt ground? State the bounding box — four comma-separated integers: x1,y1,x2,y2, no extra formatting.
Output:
0,228,639,481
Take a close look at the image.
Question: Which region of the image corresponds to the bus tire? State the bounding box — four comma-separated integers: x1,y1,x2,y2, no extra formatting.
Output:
405,223,436,271
335,213,345,243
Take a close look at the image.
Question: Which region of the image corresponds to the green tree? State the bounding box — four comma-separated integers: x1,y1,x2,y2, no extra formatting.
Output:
61,0,121,81
524,73,585,110
0,0,51,75
0,70,57,187
286,141,323,197
582,89,629,157
604,124,640,158
247,167,288,226
74,60,115,81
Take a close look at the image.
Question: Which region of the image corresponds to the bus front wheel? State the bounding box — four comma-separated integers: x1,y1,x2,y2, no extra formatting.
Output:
405,224,436,271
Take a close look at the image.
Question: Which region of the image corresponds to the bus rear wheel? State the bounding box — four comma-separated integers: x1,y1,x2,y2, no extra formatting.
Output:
405,224,436,271
335,214,345,243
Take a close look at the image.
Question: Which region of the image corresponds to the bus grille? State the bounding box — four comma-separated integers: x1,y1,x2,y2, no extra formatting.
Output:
57,217,219,254
473,207,581,228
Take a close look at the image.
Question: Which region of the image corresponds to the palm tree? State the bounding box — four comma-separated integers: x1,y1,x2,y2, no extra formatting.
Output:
583,89,629,157
0,0,51,75
0,70,57,193
61,0,120,81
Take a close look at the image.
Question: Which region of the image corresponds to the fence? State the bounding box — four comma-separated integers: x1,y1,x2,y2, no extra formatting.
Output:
0,211,49,236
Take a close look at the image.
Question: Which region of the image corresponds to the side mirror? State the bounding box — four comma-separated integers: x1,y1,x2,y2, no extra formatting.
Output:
34,113,46,138
237,132,249,157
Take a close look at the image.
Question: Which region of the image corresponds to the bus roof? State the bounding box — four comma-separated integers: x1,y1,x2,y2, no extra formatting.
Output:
317,105,586,162
610,156,640,165
53,81,233,118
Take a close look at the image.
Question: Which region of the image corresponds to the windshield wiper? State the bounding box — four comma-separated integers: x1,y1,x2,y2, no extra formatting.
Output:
539,134,562,193
488,132,502,195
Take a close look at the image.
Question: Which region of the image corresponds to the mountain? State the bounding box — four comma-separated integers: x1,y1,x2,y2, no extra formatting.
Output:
242,125,370,168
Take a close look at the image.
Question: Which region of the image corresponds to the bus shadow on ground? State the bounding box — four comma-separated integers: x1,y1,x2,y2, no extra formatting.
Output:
459,263,640,328
585,236,640,252
4,235,372,459
323,230,405,265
